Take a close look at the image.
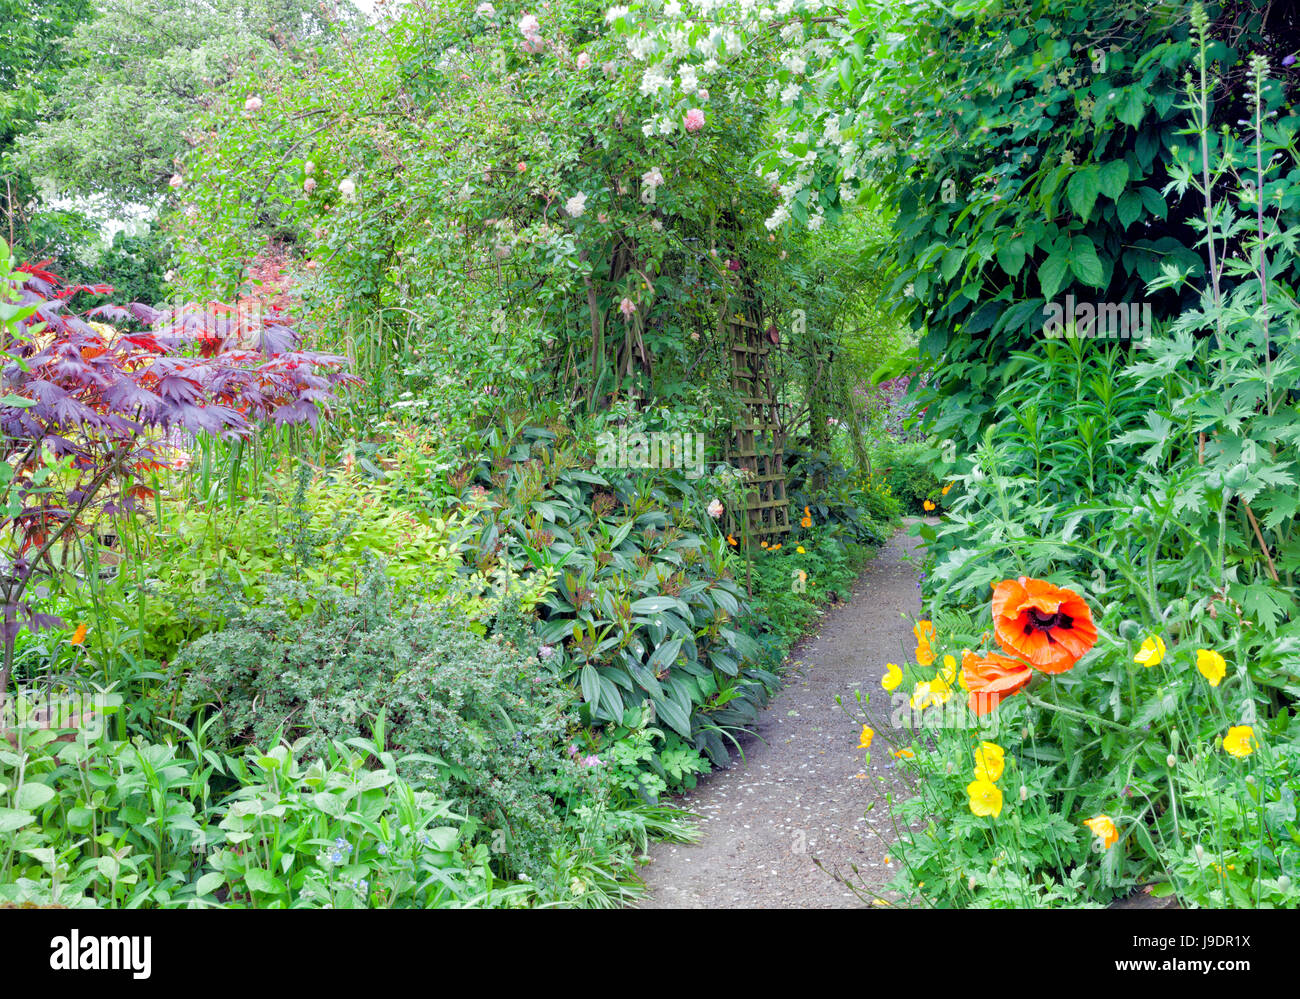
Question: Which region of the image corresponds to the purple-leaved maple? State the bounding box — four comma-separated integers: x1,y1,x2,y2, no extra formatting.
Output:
0,242,359,697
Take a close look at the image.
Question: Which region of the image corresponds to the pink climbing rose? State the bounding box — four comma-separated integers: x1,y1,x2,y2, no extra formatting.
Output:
519,13,544,51
619,297,636,319
707,498,724,519
684,108,706,132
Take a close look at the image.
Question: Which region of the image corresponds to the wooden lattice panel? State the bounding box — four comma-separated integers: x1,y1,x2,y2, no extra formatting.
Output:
725,317,789,540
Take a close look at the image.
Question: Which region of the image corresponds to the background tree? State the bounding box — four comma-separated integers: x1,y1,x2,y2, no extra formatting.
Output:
0,0,94,255
15,0,360,208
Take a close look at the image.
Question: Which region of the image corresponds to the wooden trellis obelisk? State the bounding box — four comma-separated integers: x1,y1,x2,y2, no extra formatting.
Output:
725,315,789,541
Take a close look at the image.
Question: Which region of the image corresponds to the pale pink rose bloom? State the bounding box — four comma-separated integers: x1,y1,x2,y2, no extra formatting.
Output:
518,14,539,35
697,88,709,101
684,108,706,132
597,212,609,223
576,51,591,70
169,174,183,189
707,499,724,519
244,96,263,113
517,161,527,173
304,178,317,193
619,297,636,318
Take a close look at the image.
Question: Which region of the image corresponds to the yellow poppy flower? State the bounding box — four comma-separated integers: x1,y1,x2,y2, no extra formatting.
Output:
796,545,805,554
929,673,952,706
882,663,903,691
1083,814,1118,849
941,482,953,496
858,725,874,749
1196,649,1226,687
923,500,936,511
939,654,957,684
1134,634,1166,667
974,742,1005,783
1222,725,1255,759
967,779,1003,817
910,680,934,711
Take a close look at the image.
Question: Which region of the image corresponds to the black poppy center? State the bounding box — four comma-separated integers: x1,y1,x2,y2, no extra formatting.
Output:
1023,608,1073,640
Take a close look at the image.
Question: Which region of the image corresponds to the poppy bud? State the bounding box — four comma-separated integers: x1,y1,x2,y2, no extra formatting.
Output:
1166,754,1177,768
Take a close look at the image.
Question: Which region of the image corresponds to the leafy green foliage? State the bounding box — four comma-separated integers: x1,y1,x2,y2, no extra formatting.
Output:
0,720,484,908
163,567,574,880
744,531,867,659
15,0,355,206
447,419,780,766
863,1,1298,453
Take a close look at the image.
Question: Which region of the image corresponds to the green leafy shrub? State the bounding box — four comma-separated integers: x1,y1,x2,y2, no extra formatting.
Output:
162,568,574,880
744,532,865,659
93,465,527,662
0,721,481,909
873,438,940,515
448,419,781,768
785,444,891,545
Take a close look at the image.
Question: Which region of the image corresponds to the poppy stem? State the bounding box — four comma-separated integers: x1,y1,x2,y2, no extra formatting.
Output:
1022,692,1141,735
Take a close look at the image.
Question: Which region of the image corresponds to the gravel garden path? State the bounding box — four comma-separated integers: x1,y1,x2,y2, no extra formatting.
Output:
637,524,928,909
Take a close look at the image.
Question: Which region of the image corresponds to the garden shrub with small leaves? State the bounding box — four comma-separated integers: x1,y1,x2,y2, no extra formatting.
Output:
163,568,576,882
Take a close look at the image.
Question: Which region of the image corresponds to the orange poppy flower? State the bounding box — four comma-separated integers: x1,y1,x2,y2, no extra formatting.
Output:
70,623,88,646
991,576,1097,674
923,500,936,511
961,651,1033,715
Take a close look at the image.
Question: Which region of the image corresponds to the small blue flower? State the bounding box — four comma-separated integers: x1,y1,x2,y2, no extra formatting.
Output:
334,836,352,853
377,843,389,856
329,849,344,864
